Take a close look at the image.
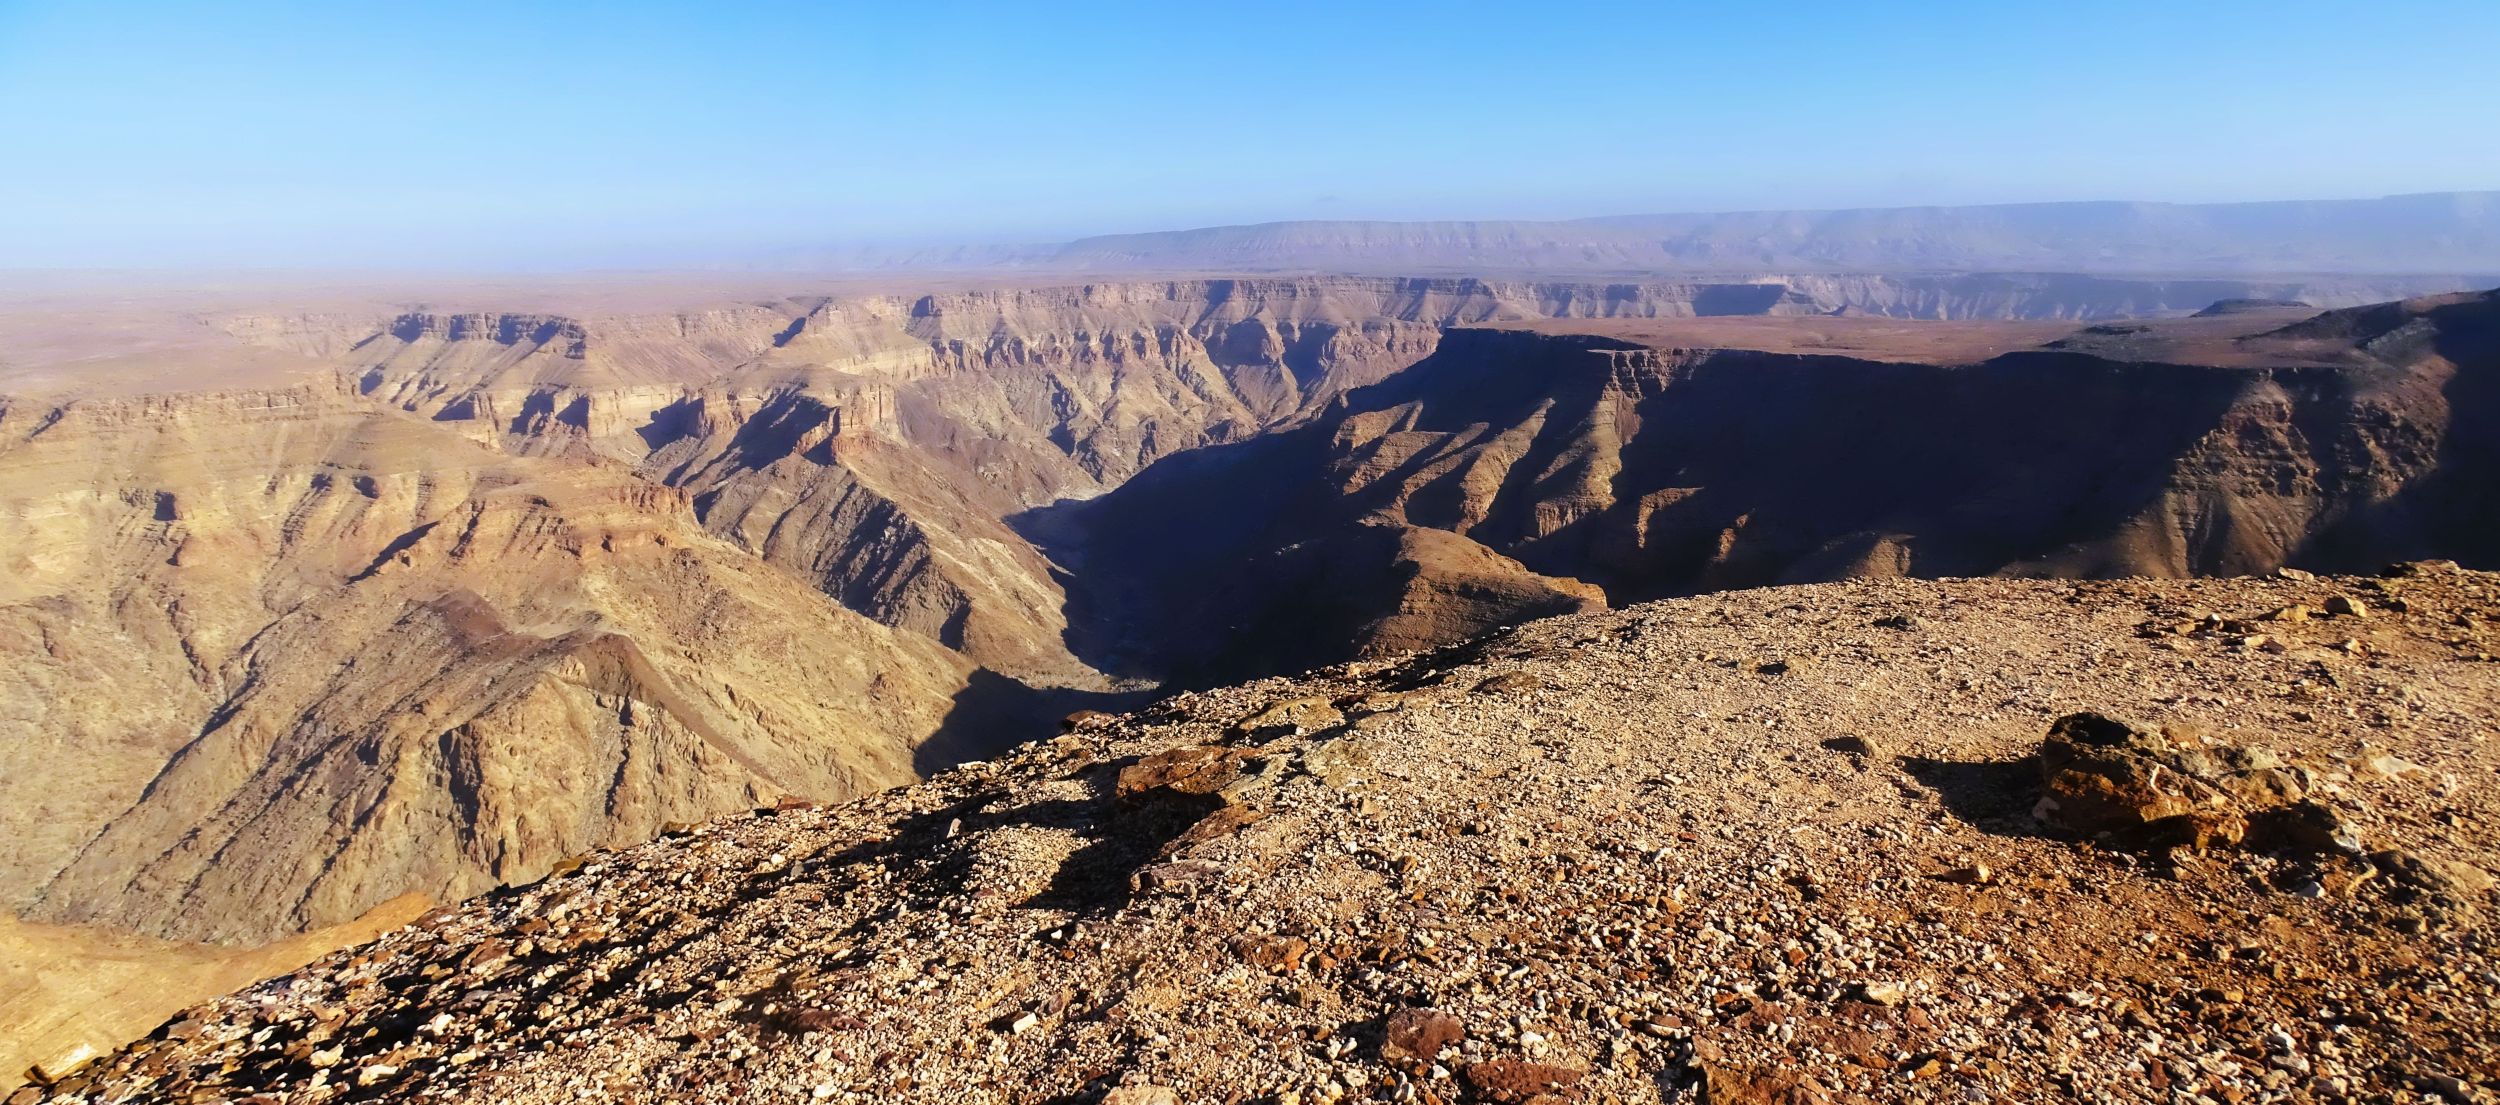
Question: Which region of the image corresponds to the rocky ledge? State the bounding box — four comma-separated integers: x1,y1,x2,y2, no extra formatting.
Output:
21,567,2500,1104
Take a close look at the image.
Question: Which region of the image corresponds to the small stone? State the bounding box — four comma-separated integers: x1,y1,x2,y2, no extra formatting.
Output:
1229,696,1345,739
1301,734,1379,785
1006,1011,1040,1034
1102,1088,1181,1105
1117,746,1257,800
1472,672,1546,697
1460,1060,1584,1103
1937,864,1993,885
355,1064,400,1088
1234,934,1308,973
1135,859,1229,896
1822,734,1883,758
1379,1007,1466,1066
29,1043,98,1085
2324,594,2368,618
2374,849,2496,898
1854,981,1908,1006
1700,1062,1828,1103
2358,753,2424,780
2249,800,2364,856
2422,1072,2480,1104
2033,713,2256,850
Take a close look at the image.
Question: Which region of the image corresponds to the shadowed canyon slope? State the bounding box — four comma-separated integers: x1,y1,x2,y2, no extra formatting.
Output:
244,274,2500,679
1040,292,2500,684
0,273,1908,949
251,273,2447,680
6,279,2499,940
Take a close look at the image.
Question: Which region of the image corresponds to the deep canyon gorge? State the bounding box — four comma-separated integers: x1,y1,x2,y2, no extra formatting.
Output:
3,271,2497,1093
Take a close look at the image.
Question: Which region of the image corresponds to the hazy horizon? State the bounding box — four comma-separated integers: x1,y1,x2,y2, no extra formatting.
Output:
5,0,2499,269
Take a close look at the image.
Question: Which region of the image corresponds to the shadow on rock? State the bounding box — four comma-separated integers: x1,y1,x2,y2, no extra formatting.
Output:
1025,755,1240,910
914,668,1150,776
1900,754,2058,839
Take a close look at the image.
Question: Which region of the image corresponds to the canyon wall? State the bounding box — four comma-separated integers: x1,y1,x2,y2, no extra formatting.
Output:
7,279,2494,946
1042,292,2500,684
0,384,970,943
277,274,2483,677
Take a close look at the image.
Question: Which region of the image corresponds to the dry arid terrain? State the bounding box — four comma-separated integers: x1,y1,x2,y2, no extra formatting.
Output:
0,897,431,1097
21,566,2500,1104
1,274,2496,1099
783,192,2500,277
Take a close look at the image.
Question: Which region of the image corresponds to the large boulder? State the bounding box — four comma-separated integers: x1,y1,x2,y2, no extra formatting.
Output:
2033,713,2243,849
2033,713,2331,853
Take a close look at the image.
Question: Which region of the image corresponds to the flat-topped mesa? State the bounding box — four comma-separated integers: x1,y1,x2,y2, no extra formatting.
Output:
2259,287,2500,355
383,312,590,353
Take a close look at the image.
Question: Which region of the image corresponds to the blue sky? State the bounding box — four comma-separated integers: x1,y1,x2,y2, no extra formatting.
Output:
2,0,2495,268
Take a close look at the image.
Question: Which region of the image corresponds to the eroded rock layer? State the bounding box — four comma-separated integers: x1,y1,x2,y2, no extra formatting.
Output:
0,383,970,945
3,281,2497,1089
1048,293,2500,684
204,277,2500,682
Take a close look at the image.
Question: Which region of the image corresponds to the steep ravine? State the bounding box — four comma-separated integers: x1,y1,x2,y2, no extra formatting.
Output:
1036,293,2500,686
0,387,973,947
11,286,2491,949
3,284,2497,1091
286,275,2492,678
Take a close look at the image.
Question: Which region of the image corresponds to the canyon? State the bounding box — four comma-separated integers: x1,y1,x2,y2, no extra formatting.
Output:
2,272,2497,1095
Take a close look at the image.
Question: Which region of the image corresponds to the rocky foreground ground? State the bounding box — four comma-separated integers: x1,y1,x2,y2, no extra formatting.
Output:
23,567,2500,1105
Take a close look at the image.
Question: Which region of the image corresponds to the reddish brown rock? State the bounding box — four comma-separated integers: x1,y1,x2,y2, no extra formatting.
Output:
2033,713,2246,848
1697,1063,1833,1104
1061,710,1118,732
1232,934,1308,974
1114,747,1257,801
1226,697,1345,740
1462,1060,1584,1102
1380,1007,1465,1066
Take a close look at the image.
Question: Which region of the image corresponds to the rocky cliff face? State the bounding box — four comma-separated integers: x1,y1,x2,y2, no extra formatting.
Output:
278,276,2489,680
1044,294,2500,685
5,280,2499,1089
302,278,1840,678
12,284,2493,948
0,383,971,945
